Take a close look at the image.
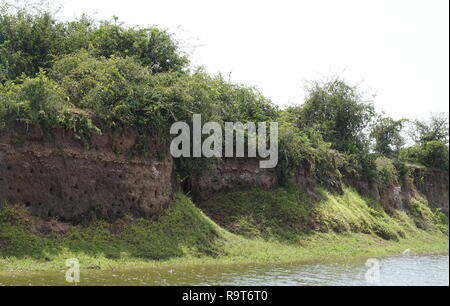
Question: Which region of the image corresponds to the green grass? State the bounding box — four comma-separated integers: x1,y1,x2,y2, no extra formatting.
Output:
0,188,448,271
199,186,448,242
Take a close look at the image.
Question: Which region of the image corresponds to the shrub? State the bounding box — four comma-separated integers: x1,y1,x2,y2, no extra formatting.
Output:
0,9,187,81
400,141,449,171
419,141,449,170
343,152,378,182
293,78,375,154
0,71,97,137
370,115,405,156
375,156,398,186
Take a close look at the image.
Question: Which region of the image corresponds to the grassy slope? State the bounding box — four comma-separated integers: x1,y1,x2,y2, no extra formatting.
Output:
0,188,448,271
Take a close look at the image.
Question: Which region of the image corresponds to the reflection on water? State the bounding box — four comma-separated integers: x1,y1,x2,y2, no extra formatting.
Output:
0,254,448,286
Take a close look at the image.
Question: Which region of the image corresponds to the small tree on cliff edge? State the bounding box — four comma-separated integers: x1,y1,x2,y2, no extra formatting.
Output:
408,112,449,145
370,115,405,157
295,78,375,154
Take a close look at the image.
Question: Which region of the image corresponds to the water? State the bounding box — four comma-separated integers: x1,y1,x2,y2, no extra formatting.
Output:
0,254,448,286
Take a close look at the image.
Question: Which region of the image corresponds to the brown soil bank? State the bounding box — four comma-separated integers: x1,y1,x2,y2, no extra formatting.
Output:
0,127,173,222
1,128,448,222
411,167,449,214
191,159,449,216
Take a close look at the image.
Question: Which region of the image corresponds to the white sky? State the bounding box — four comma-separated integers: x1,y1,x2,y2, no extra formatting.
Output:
56,0,449,119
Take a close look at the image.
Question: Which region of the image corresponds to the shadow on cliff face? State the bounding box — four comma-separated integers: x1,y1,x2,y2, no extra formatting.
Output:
0,194,224,263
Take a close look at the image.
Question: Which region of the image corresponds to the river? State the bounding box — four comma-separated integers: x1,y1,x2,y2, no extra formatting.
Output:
0,254,448,286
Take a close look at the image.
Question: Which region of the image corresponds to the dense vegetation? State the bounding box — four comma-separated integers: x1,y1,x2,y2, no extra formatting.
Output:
1,5,448,180
0,2,448,272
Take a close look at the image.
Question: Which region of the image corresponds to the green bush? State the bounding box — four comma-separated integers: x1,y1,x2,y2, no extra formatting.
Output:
0,10,187,81
419,141,449,170
400,141,449,171
0,71,97,137
343,152,378,182
1,50,278,152
291,78,375,154
375,156,398,186
370,115,405,156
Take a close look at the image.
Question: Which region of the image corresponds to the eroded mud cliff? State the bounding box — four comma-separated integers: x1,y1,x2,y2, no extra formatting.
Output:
0,127,173,222
411,167,449,214
189,158,278,201
1,128,448,222
192,158,449,215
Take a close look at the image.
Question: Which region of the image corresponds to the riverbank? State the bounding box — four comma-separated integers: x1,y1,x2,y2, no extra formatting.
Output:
1,187,448,272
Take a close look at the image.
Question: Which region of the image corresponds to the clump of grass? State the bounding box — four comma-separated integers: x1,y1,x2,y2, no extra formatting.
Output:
406,197,449,234
312,188,407,241
0,204,31,226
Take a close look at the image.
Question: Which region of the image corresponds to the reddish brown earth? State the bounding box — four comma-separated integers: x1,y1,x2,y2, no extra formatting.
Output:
411,167,449,215
189,158,278,201
193,159,449,215
1,126,448,222
0,126,173,223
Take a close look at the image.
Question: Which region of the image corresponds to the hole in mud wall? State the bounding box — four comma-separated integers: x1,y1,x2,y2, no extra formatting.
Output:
181,177,192,195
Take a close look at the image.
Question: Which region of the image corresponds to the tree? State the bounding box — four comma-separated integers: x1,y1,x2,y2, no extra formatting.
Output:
0,6,188,81
88,22,188,73
409,113,449,145
400,140,449,171
370,115,405,156
419,140,449,170
294,78,375,154
0,11,65,81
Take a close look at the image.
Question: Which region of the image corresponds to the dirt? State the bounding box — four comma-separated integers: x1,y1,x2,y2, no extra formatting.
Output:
411,166,449,215
1,125,448,224
0,126,173,223
190,158,278,201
